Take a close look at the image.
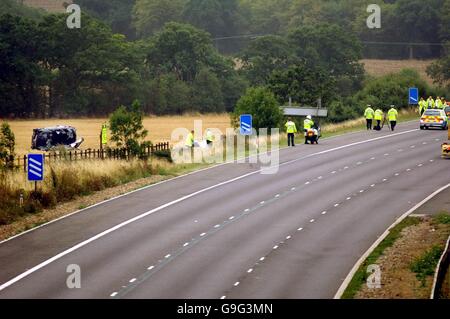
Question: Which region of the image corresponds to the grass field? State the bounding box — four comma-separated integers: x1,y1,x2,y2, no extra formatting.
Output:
361,59,436,85
8,114,232,156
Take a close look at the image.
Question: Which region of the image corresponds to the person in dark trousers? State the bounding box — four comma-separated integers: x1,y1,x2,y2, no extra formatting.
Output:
387,106,398,132
285,118,297,147
364,105,375,130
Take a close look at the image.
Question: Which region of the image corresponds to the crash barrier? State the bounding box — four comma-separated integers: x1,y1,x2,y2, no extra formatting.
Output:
8,142,170,172
431,235,450,299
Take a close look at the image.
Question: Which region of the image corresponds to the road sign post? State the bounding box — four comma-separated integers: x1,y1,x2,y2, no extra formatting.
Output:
28,154,44,191
240,114,253,136
409,88,419,105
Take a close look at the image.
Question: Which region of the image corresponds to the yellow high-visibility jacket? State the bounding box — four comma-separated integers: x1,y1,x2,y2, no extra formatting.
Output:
303,119,314,130
185,132,194,147
364,107,375,119
374,109,383,121
388,108,398,121
285,121,297,133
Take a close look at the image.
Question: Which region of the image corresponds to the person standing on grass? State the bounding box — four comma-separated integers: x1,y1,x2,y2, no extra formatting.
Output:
364,105,375,130
285,118,297,147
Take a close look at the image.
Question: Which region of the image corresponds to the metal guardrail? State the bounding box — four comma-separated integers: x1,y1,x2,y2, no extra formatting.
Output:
431,235,450,299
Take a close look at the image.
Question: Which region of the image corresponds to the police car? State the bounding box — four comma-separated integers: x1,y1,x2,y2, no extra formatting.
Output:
420,109,448,130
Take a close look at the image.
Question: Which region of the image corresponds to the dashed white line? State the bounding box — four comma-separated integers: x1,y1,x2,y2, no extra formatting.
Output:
214,224,221,228
275,194,280,198
384,153,389,156
273,245,279,250
346,197,351,200
357,162,362,165
165,254,171,259
406,169,411,172
129,278,136,283
395,173,399,176
344,166,349,170
147,266,154,270
418,164,423,167
334,203,340,207
259,257,265,261
359,190,364,193
220,296,226,300
229,216,235,220
234,282,240,287
370,157,376,160
310,219,315,223
318,176,323,179
297,227,303,231
331,171,337,174
370,184,375,187
183,242,189,247
244,209,250,212
291,187,296,191
260,201,265,205
110,292,118,297
322,211,328,215
286,235,292,240
247,269,253,273
383,178,388,182
305,182,310,185
200,233,206,237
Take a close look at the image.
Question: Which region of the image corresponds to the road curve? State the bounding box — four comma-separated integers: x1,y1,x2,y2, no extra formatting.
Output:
0,121,448,299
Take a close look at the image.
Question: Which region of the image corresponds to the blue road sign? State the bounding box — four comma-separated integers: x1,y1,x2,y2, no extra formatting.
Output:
409,88,419,105
28,154,44,182
240,114,253,135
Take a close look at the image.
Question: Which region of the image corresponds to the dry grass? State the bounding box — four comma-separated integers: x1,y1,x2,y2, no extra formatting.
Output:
361,59,436,85
7,114,232,156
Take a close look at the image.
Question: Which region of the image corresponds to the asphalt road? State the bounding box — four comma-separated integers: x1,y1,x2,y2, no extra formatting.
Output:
0,121,448,299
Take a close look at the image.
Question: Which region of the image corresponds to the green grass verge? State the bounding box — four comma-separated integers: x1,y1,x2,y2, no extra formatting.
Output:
410,245,444,287
341,217,421,299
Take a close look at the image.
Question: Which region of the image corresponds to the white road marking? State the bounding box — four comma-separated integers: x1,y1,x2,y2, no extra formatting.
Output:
395,173,399,176
259,257,265,261
430,160,434,162
291,187,296,191
229,216,235,220
322,211,328,215
220,296,226,300
346,197,351,200
411,145,416,148
318,176,323,179
194,220,198,223
310,219,315,223
406,169,411,172
331,171,337,174
398,149,403,152
370,184,375,187
370,157,375,160
200,233,206,237
359,190,364,193
334,203,340,207
165,254,171,259
422,142,427,145
357,162,362,165
418,164,423,167
147,266,154,270
275,194,280,198
234,282,240,287
129,278,136,283
273,245,279,250
244,209,250,212
260,201,265,204
110,292,118,297
183,243,189,247
247,269,253,273
383,178,388,182
344,166,349,170
214,224,221,228
297,227,303,231
286,235,292,240
0,128,422,291
305,182,310,185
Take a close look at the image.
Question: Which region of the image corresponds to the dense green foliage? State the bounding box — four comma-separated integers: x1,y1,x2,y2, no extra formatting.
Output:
0,122,15,168
232,87,284,131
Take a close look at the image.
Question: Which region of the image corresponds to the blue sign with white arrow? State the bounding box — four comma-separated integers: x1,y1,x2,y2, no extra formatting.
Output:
409,88,419,105
240,114,253,135
28,154,44,182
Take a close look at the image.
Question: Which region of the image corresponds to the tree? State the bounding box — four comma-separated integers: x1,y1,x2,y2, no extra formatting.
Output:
427,42,450,90
192,68,224,113
109,100,149,155
268,63,337,106
133,0,186,38
0,122,15,168
232,87,283,132
240,35,294,85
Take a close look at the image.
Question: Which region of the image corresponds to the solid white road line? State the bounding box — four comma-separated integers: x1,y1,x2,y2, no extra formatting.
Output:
0,128,420,292
334,183,450,299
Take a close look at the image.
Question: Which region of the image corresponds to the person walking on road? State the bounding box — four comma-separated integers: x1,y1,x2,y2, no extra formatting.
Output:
387,105,398,132
419,97,427,115
374,108,383,130
303,115,315,144
285,118,297,147
364,105,375,130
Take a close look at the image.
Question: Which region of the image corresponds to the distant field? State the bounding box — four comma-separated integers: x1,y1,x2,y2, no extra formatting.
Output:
8,114,232,156
361,59,436,85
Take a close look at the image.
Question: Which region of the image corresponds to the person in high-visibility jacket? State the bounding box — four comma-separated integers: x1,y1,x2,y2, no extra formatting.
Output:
185,130,195,148
419,97,427,115
364,105,375,130
435,97,443,109
100,122,108,148
303,115,315,144
374,108,383,129
387,106,398,131
427,96,435,109
285,118,297,147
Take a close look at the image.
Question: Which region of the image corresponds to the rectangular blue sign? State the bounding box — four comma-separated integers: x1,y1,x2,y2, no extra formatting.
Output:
409,88,419,105
28,154,44,182
240,114,253,135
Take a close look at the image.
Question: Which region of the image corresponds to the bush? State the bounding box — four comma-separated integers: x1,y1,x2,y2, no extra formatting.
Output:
232,87,284,133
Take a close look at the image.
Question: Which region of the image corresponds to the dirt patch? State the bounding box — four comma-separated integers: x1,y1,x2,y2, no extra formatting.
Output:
0,174,172,241
355,216,450,299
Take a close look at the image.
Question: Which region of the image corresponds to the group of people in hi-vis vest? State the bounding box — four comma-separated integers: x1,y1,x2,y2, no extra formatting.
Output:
364,105,398,132
284,115,317,147
418,96,448,115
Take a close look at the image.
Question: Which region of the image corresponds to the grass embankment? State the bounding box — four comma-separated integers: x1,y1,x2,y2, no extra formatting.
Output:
342,213,450,299
0,158,204,227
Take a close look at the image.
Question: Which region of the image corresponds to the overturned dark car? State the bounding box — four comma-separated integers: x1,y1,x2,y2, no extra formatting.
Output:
31,125,84,151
